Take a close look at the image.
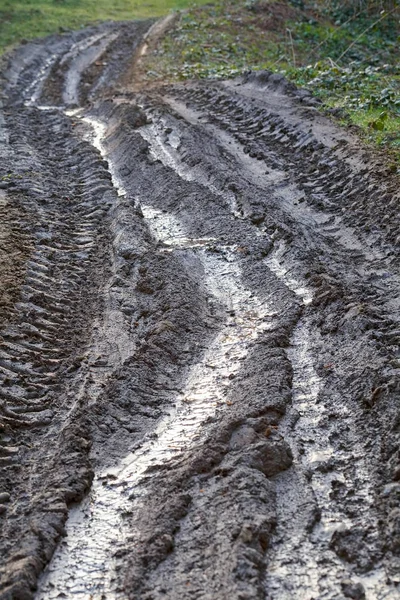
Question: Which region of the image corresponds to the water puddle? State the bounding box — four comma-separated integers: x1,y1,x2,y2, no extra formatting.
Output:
0,106,13,163
265,318,327,599
0,189,7,208
24,55,58,106
140,205,216,250
265,239,313,305
68,112,128,198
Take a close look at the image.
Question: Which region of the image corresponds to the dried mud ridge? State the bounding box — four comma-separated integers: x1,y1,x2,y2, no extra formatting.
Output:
0,19,399,600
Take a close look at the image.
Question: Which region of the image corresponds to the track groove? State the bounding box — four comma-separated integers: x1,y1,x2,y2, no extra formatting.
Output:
0,21,399,600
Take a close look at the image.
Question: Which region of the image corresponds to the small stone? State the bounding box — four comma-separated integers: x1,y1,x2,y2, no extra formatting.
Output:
0,492,10,503
392,465,400,481
0,505,6,515
341,579,365,599
229,425,256,450
382,482,400,497
238,524,253,543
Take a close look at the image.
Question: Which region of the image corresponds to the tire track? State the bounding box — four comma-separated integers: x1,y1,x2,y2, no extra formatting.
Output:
36,213,278,598
177,78,399,251
0,22,399,600
29,103,298,599
84,93,399,597
0,107,110,433
0,99,117,597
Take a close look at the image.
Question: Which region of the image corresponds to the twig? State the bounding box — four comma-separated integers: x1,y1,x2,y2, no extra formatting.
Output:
327,56,341,69
287,28,296,67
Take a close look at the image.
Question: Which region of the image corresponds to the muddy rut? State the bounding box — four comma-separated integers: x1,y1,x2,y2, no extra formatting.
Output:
0,18,399,600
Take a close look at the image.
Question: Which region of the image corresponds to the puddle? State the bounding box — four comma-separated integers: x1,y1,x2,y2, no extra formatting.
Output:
140,205,216,250
0,109,13,163
263,310,331,599
73,113,128,198
0,190,8,208
264,239,313,305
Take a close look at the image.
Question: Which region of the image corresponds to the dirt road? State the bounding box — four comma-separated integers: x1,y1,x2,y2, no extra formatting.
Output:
0,20,399,600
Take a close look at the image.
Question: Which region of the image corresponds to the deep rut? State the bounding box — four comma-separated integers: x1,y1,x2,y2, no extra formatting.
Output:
0,19,399,600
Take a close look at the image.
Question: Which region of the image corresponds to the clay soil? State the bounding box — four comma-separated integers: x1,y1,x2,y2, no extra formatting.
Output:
0,18,399,600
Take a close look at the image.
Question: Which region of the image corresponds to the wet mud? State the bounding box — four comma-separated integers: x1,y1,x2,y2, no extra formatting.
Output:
0,18,399,600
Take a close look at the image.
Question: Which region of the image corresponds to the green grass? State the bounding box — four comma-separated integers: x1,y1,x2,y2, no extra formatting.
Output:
0,0,211,53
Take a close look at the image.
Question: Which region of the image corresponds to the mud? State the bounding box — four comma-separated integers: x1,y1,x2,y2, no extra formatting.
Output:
0,18,399,600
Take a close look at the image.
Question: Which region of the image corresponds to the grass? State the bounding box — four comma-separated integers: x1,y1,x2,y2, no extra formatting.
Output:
0,0,212,53
142,0,400,165
144,0,291,80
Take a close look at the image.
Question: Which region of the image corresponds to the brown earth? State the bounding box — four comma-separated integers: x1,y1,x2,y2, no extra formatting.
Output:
0,17,399,600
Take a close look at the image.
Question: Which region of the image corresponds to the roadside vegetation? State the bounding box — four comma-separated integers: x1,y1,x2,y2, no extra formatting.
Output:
144,0,400,165
0,0,211,54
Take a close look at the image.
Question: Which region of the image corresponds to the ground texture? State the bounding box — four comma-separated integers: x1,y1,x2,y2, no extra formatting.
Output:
0,19,399,600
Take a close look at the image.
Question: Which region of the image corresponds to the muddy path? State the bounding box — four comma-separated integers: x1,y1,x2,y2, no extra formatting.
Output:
0,19,399,600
